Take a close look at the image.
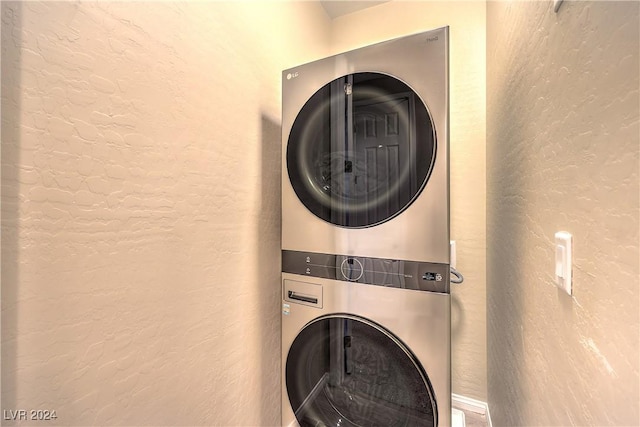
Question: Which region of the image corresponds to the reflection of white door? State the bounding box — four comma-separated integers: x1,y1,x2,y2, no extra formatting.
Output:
354,94,416,224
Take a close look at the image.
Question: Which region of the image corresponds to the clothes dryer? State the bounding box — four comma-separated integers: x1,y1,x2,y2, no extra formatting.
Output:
282,27,449,263
281,253,450,427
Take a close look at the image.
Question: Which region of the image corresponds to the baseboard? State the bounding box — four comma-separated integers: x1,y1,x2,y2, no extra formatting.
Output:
451,394,493,427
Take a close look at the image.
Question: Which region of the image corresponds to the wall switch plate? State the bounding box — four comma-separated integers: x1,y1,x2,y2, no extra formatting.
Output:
554,231,572,295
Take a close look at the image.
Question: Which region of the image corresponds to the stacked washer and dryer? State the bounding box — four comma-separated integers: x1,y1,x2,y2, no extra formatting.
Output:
281,27,450,427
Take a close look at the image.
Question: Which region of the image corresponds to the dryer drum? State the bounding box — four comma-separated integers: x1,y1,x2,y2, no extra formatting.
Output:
287,72,436,228
285,314,437,427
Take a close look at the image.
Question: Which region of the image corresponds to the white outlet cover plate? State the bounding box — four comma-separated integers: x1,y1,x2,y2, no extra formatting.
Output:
554,231,572,295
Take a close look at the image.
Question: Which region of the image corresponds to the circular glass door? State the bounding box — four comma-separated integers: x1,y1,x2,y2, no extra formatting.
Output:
287,73,436,228
286,315,436,427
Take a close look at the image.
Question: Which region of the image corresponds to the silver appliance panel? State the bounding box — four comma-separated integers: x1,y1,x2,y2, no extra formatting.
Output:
281,273,451,427
281,27,449,263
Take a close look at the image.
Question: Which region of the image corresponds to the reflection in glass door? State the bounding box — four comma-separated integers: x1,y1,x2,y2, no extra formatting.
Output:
286,315,436,427
287,73,435,228
353,92,416,226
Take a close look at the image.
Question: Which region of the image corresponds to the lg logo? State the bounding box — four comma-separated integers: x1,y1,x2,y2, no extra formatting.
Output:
286,71,299,80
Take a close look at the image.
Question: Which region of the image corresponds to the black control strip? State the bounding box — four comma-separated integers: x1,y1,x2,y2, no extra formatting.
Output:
282,250,449,294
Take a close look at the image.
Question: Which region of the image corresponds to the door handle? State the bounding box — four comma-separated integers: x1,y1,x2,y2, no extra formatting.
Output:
287,291,318,304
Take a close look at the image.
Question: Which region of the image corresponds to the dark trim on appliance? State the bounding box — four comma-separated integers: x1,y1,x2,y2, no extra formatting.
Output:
282,250,450,294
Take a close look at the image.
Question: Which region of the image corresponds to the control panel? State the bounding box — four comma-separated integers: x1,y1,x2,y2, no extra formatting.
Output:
282,250,450,294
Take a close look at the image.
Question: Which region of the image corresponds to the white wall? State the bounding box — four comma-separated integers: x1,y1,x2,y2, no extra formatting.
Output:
329,1,488,401
1,2,330,425
487,1,639,425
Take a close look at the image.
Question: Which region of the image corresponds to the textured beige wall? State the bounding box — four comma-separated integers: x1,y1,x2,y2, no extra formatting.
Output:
329,1,488,401
1,2,329,425
487,1,639,425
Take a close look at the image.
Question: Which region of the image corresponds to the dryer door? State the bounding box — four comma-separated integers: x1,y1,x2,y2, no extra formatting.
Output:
287,73,436,228
285,314,437,427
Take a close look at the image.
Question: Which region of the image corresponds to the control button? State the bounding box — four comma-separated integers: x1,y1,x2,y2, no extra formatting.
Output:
423,272,436,281
340,257,364,282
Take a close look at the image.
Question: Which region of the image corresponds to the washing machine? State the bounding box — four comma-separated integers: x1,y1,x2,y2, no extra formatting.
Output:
281,27,450,427
281,254,451,426
282,27,449,263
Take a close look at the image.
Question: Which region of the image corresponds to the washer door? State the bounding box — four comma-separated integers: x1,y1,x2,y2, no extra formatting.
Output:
286,314,437,427
287,72,436,228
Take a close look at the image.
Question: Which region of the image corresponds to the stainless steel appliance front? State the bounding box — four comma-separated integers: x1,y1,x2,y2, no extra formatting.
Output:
282,27,449,263
281,26,451,427
281,273,451,427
